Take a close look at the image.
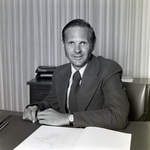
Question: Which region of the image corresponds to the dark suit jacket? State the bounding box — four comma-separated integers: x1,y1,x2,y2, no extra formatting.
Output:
35,55,129,130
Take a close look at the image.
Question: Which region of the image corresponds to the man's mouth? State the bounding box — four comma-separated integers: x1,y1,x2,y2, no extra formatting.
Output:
73,55,83,59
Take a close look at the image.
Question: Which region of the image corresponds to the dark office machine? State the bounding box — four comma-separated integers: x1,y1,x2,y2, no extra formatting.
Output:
35,66,56,79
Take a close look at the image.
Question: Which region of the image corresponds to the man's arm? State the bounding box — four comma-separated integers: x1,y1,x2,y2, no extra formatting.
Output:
23,65,70,125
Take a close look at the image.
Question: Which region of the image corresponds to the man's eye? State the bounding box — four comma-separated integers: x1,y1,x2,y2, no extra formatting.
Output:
68,42,74,45
81,42,87,45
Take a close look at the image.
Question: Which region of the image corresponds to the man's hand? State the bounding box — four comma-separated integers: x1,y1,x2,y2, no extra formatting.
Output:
37,108,70,126
23,105,39,123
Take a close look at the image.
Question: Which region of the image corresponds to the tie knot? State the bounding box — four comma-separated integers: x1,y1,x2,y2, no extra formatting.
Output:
73,71,81,81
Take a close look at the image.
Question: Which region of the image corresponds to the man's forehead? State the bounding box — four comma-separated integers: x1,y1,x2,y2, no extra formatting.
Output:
65,26,89,32
64,27,91,39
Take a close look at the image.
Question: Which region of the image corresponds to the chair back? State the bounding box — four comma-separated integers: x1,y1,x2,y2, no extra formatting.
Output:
123,82,148,121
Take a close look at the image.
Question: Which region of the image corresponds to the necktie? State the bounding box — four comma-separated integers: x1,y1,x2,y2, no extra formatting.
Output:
69,71,81,113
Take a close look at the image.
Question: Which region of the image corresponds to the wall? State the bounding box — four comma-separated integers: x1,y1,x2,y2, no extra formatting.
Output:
0,0,150,111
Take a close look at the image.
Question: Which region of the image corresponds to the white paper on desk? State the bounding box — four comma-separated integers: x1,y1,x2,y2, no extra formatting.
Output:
14,126,131,150
14,126,83,150
72,127,132,150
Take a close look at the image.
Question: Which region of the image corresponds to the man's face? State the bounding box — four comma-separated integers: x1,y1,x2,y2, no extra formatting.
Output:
63,27,94,70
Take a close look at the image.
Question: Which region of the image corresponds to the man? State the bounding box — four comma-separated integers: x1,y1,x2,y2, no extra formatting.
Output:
23,19,129,130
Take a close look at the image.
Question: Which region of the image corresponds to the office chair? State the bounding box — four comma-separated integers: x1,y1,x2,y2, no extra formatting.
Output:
123,82,149,121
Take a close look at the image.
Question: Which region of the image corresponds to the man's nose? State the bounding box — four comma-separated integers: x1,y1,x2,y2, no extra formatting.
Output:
74,44,81,53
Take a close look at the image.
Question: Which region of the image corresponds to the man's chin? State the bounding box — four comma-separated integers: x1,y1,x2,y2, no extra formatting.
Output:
72,62,85,69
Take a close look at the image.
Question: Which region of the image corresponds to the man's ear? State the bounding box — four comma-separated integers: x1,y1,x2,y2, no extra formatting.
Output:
92,40,96,51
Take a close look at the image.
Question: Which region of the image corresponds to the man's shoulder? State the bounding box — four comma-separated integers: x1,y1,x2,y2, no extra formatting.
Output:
98,56,119,65
96,56,123,81
97,56,122,70
53,63,71,76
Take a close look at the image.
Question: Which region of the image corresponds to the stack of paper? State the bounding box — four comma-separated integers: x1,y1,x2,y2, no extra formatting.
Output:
14,126,131,150
122,76,133,83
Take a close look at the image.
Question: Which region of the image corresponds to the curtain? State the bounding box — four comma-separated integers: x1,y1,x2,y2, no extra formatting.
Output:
0,0,150,111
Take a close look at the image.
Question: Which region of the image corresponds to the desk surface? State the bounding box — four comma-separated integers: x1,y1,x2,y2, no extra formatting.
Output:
27,78,52,85
133,78,150,85
0,110,150,150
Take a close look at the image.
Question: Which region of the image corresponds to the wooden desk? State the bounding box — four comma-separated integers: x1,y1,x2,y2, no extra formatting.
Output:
133,78,150,85
27,78,52,103
0,110,150,150
0,110,40,150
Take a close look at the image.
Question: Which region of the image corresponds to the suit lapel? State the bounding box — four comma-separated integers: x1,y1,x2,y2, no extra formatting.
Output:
77,56,101,111
55,65,71,112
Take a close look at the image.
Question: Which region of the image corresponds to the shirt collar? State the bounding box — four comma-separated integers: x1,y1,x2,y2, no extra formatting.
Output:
71,64,87,78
